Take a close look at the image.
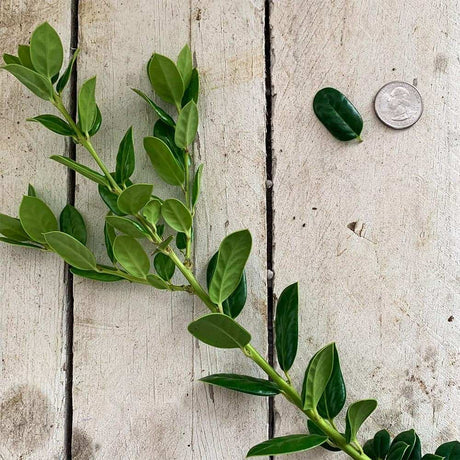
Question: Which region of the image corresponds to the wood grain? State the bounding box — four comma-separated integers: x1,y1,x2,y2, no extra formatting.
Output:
271,0,459,457
0,2,71,458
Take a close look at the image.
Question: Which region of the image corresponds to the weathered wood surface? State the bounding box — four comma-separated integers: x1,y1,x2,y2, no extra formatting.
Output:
271,0,459,458
0,2,71,458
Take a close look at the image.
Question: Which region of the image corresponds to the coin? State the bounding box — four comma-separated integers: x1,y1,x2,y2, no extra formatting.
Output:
374,81,423,129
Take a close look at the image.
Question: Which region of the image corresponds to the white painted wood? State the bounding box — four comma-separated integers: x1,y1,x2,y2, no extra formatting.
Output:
0,3,71,458
73,1,267,458
271,0,459,458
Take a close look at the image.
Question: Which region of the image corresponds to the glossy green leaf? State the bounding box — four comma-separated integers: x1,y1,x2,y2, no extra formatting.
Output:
117,184,153,215
307,420,340,452
436,441,460,460
51,155,109,187
192,164,203,209
187,313,251,349
345,399,378,443
70,267,122,282
422,455,444,460
313,88,363,141
317,343,346,419
44,231,96,270
302,343,335,411
59,204,87,244
247,434,327,457
144,137,185,186
154,252,175,281
0,237,42,249
78,76,97,135
18,45,34,70
175,100,198,148
153,119,185,168
105,216,147,238
3,54,21,65
182,68,199,106
156,224,165,237
208,229,252,307
387,442,411,460
88,104,102,137
27,184,37,197
131,88,175,127
2,64,53,100
177,44,193,88
98,183,126,216
142,199,162,225
104,221,116,263
146,274,170,289
200,373,280,396
0,213,30,241
366,430,391,460
176,232,187,250
390,430,421,460
56,48,79,93
28,114,74,136
19,196,58,243
161,199,192,233
148,53,184,107
275,282,298,372
30,22,63,78
115,127,135,185
206,251,247,318
113,235,150,278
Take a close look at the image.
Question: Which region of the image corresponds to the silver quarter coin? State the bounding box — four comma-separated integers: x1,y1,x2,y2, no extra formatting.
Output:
374,81,423,129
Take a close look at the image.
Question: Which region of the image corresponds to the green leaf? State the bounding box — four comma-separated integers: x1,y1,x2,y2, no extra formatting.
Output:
88,104,102,137
200,373,280,396
0,213,30,241
143,137,185,186
115,127,135,185
156,224,165,237
98,177,132,215
161,199,192,233
306,420,341,452
176,232,187,250
422,455,444,460
146,273,170,289
206,251,247,318
59,204,87,244
313,88,363,141
28,114,74,136
117,184,153,215
188,313,251,349
113,235,150,278
302,343,335,411
70,267,122,282
51,155,109,186
182,68,199,106
317,343,346,419
19,196,58,243
148,53,184,107
153,119,185,168
105,215,147,238
142,199,162,225
436,441,460,460
104,221,116,263
18,45,34,70
192,164,203,208
345,399,378,443
208,230,252,306
367,430,391,460
177,44,193,88
30,22,63,78
247,434,327,457
157,235,174,252
275,282,299,372
154,252,175,281
3,54,21,65
27,184,37,197
131,88,175,127
56,48,79,93
78,76,97,135
0,237,42,249
2,65,53,100
44,231,96,270
387,443,411,460
175,100,198,148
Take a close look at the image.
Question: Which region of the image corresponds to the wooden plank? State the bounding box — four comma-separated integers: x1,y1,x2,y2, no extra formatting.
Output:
73,0,267,457
271,0,459,457
0,4,71,459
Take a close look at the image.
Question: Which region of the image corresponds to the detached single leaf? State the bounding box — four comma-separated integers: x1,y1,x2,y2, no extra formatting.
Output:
44,231,96,270
78,76,97,135
142,199,162,225
144,136,185,186
208,230,252,306
117,183,153,215
177,44,193,88
113,235,150,278
387,442,411,460
105,216,147,238
19,196,58,243
115,127,135,185
0,213,30,241
313,87,363,141
28,114,74,136
59,204,87,244
30,22,63,78
70,267,123,282
436,441,460,460
148,54,184,107
161,199,192,233
182,68,199,106
56,48,79,93
192,163,203,208
131,88,175,127
345,399,378,443
154,252,175,281
51,155,109,186
247,434,327,457
2,65,53,100
200,374,280,397
175,100,198,148
275,282,299,372
188,313,251,349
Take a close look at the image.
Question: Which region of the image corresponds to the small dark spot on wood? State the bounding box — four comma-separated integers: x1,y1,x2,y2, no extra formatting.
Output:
195,8,202,21
292,216,295,220
392,67,396,71
312,207,317,210
208,385,215,403
448,315,454,322
302,223,306,227
72,428,96,460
